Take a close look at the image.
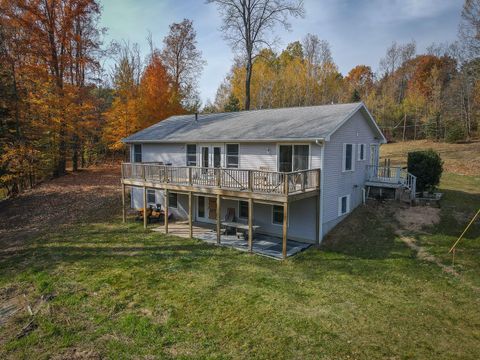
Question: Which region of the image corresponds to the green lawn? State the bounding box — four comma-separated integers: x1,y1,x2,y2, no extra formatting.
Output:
1,174,479,359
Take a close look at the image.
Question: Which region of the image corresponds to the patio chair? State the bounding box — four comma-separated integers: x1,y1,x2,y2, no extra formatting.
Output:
223,208,237,235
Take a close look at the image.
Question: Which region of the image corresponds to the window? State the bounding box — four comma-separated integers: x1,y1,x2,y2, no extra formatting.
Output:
198,196,205,218
168,192,178,208
134,144,142,163
186,144,197,166
226,144,239,168
358,144,366,161
147,189,156,205
338,195,350,216
272,205,284,225
239,201,248,219
343,144,354,171
213,147,221,168
279,144,309,172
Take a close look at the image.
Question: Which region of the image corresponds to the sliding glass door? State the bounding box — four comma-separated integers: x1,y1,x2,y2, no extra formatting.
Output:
279,145,309,172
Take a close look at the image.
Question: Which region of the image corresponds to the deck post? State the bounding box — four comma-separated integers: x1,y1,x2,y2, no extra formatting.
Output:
164,189,169,234
315,194,320,245
143,186,147,229
248,198,253,253
188,192,193,238
122,183,126,223
216,194,221,244
282,202,288,259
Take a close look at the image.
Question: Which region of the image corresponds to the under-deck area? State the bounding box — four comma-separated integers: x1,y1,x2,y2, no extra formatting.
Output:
152,221,311,259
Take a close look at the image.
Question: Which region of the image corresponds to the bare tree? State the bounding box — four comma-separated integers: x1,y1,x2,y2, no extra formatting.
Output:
161,19,205,108
207,0,304,110
460,0,480,60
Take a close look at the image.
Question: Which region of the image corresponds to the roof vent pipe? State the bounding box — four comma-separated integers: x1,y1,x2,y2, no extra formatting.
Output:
194,112,198,121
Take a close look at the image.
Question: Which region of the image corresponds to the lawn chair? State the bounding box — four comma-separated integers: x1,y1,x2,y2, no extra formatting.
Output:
223,208,237,235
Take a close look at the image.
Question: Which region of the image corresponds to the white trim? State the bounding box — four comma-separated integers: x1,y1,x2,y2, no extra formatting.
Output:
225,143,240,168
358,143,366,161
319,142,325,244
342,143,355,172
133,143,143,163
185,144,197,166
271,204,288,226
338,194,351,217
146,189,156,206
276,143,311,172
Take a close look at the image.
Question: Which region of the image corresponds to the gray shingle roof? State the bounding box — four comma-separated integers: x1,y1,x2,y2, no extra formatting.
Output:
122,102,373,143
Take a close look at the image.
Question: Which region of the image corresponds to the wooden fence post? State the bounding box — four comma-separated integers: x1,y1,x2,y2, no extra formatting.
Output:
216,194,221,244
248,198,253,253
143,186,147,229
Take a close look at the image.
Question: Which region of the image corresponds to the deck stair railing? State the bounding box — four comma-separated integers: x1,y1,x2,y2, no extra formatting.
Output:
122,162,320,196
366,165,417,199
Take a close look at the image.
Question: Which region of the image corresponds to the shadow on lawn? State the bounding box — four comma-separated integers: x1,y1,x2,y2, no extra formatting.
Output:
319,203,402,260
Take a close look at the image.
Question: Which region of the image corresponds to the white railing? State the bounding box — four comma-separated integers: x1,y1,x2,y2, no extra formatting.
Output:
366,165,417,199
122,163,321,196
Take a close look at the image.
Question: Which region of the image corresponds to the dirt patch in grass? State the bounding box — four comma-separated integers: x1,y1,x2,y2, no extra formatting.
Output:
394,205,441,233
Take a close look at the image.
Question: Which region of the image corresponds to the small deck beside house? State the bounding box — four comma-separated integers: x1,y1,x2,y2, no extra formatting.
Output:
120,162,321,259
365,164,417,200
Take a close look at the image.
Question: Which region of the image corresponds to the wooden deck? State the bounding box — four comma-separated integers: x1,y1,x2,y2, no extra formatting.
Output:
121,163,321,259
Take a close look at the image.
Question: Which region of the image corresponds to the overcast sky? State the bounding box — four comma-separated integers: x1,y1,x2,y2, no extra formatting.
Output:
100,0,464,104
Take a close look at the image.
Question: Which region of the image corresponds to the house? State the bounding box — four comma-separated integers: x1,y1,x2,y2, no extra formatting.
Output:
121,102,416,259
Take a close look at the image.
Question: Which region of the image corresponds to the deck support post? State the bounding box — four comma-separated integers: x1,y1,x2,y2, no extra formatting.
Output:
164,189,169,234
315,194,320,245
216,194,221,244
143,186,147,229
248,198,253,253
122,183,126,223
282,202,288,259
188,192,193,238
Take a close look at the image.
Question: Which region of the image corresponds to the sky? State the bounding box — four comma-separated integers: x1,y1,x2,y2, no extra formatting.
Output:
100,0,464,104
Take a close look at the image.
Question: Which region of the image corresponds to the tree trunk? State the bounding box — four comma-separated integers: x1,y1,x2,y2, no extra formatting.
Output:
245,59,253,110
72,134,79,171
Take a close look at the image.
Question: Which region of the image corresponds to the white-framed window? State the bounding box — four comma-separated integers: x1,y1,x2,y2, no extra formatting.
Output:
358,144,366,161
147,189,156,206
272,205,284,225
239,201,248,219
186,144,197,166
338,195,351,216
226,144,239,168
342,144,355,172
278,144,310,172
168,192,178,208
133,144,142,163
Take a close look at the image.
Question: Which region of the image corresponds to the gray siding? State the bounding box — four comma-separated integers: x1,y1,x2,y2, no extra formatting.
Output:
321,111,381,236
131,141,322,172
127,109,382,243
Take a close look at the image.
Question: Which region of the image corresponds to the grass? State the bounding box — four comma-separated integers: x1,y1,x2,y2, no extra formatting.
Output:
380,139,480,176
0,141,479,359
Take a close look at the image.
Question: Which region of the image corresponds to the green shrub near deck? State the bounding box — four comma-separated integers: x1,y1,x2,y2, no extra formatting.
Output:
407,150,443,192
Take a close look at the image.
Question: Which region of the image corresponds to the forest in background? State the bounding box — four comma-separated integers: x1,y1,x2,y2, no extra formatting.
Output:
1,0,479,198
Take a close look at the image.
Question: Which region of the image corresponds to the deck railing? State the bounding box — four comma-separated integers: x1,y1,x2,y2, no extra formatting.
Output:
366,165,417,199
122,163,320,196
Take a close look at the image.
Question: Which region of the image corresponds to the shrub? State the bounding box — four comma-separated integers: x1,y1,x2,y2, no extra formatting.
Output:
407,150,443,193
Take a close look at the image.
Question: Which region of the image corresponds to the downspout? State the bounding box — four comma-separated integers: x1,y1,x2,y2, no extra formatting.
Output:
315,139,325,244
